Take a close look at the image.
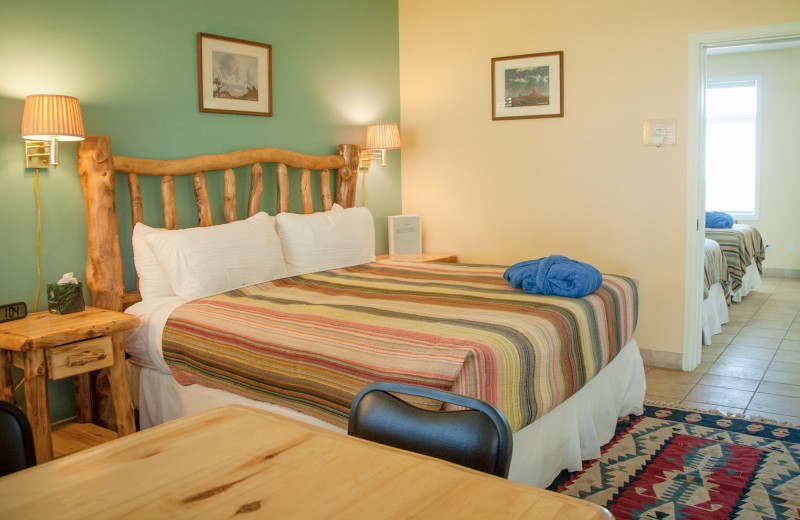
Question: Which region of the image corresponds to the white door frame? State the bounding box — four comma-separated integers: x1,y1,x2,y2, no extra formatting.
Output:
683,22,800,371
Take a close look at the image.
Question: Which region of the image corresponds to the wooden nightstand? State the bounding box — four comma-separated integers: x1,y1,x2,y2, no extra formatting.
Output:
376,253,458,263
0,307,139,463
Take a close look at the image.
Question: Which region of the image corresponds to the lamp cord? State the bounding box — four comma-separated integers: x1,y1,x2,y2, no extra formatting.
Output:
34,168,41,312
361,169,367,207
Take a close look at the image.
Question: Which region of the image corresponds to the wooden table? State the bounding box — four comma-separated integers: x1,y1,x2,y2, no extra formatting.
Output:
0,307,139,463
376,252,458,263
0,405,611,519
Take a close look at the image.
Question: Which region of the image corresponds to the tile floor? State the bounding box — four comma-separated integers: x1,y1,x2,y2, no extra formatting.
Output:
644,275,800,427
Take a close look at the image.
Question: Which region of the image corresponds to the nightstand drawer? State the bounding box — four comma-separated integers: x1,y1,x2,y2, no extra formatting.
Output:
47,337,114,380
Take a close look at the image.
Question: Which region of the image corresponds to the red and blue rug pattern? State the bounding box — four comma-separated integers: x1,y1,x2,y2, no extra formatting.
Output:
549,405,800,519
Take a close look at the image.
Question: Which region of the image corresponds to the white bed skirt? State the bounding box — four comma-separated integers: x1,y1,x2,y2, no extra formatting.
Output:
131,339,645,489
731,261,762,302
702,282,729,345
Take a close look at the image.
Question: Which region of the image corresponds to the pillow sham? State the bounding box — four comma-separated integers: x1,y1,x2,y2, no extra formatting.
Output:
144,212,289,301
276,206,375,276
132,223,175,300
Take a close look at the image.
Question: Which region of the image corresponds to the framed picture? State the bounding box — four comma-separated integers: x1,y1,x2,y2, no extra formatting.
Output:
491,51,563,120
197,32,272,116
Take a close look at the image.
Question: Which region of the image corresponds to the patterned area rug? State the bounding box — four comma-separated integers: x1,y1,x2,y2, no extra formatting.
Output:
549,405,800,519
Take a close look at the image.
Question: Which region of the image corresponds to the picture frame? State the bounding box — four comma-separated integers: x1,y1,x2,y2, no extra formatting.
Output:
197,32,272,117
491,51,563,120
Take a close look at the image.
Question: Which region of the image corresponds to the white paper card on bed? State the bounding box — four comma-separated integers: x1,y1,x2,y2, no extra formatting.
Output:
132,223,177,300
144,212,288,301
276,207,376,276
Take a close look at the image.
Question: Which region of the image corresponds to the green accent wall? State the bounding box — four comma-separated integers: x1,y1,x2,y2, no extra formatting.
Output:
0,0,401,421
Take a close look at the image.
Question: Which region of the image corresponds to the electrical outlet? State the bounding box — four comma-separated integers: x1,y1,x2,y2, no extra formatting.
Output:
765,243,771,252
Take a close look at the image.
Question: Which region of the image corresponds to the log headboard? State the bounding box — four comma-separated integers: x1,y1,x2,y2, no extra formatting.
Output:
77,136,360,313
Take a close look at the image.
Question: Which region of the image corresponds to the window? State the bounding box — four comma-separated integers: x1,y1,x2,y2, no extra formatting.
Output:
705,76,761,219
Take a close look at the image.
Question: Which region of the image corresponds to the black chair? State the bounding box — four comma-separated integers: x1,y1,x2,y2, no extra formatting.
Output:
348,382,513,478
0,401,36,477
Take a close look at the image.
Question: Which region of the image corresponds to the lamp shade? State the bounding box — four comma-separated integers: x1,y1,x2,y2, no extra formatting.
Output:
365,123,401,150
21,94,85,141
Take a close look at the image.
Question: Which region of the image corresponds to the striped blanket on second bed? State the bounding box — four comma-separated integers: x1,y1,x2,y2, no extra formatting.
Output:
704,238,729,301
162,261,638,432
706,224,765,298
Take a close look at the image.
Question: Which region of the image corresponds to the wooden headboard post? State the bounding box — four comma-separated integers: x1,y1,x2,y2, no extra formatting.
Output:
78,136,125,312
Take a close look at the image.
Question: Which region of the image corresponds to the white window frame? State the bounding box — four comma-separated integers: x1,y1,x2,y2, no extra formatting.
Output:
705,75,762,220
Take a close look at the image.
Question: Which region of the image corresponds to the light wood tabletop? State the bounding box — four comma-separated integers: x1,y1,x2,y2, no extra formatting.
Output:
0,405,610,519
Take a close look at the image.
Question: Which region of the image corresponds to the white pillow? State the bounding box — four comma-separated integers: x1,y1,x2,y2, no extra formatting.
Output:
132,223,175,300
275,207,375,276
144,212,289,301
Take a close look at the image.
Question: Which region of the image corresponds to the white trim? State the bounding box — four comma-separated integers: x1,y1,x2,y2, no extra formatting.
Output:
684,21,800,371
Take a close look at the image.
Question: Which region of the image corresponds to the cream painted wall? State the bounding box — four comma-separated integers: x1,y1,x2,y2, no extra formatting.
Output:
708,48,800,271
398,0,800,357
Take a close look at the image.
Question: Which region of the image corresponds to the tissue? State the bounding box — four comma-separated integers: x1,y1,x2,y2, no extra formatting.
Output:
47,272,85,314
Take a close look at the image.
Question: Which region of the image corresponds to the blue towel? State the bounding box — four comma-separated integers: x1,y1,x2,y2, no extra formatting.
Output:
706,211,734,229
503,255,603,298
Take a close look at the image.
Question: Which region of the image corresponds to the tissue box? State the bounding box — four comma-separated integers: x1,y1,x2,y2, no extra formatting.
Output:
47,283,85,315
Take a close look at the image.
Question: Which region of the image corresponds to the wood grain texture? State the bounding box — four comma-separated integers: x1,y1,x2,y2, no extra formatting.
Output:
128,174,143,226
77,136,125,313
320,169,332,211
73,373,93,423
112,148,344,175
193,172,213,227
0,349,14,404
300,169,313,214
24,349,50,464
0,406,612,520
107,331,135,436
336,144,360,208
161,176,178,230
276,163,289,214
247,163,263,217
223,169,236,223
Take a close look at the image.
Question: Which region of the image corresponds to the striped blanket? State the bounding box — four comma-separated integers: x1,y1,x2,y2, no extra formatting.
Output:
705,224,765,299
162,261,638,432
703,238,729,301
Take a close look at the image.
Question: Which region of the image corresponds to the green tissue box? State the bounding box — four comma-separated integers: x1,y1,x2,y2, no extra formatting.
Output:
47,283,85,314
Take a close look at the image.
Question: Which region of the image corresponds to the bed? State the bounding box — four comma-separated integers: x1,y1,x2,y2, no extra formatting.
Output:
705,224,765,302
77,135,645,489
702,238,729,345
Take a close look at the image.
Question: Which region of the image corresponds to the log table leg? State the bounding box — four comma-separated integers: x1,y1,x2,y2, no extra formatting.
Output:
24,349,53,463
73,372,94,423
107,332,136,436
0,349,15,404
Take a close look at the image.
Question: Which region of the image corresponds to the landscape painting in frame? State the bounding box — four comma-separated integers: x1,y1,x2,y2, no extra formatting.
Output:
492,51,563,120
198,33,272,116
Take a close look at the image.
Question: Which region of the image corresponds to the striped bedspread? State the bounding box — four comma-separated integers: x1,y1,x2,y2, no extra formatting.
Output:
162,261,638,432
706,224,765,298
703,238,729,301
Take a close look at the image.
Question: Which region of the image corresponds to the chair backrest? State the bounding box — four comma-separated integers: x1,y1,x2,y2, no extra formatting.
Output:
0,401,36,477
348,382,513,478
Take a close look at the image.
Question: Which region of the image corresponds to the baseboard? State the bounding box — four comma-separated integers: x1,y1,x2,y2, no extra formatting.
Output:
762,267,800,279
639,348,683,370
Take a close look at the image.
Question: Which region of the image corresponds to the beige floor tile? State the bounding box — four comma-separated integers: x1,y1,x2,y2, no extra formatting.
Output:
645,378,693,400
707,363,767,381
746,320,790,331
684,385,754,409
747,392,800,416
701,352,720,364
779,339,800,351
742,410,800,427
763,369,800,386
721,345,777,360
645,368,703,384
710,334,735,346
729,336,782,348
774,350,800,364
702,344,726,356
736,327,787,339
713,356,771,370
757,381,800,398
768,360,800,374
697,373,761,392
785,331,800,341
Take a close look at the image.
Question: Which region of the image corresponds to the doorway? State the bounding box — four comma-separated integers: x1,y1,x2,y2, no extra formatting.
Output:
684,22,800,371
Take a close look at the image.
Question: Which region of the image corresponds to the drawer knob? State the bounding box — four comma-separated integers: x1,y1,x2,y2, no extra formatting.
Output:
67,351,107,367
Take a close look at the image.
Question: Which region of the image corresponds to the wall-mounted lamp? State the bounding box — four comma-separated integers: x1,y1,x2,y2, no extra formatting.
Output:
21,94,85,168
360,123,401,168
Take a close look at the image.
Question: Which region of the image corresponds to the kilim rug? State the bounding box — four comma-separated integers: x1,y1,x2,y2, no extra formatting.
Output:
548,405,800,519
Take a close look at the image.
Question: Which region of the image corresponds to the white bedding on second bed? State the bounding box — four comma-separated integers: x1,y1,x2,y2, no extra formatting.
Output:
124,296,645,489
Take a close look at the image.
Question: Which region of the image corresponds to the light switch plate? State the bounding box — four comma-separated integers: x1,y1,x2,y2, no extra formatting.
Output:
643,119,676,146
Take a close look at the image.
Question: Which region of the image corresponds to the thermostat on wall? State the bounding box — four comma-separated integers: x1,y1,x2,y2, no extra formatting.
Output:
388,215,422,255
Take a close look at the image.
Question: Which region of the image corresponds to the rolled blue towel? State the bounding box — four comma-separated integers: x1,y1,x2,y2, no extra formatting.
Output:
504,255,603,298
706,211,733,229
